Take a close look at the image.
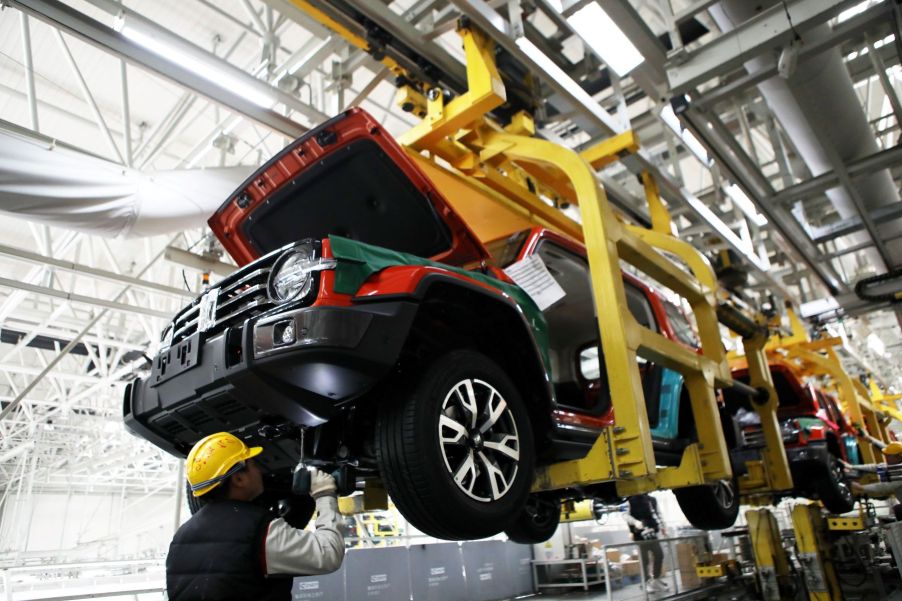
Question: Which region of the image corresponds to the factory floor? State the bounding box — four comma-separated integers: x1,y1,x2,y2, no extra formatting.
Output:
528,580,744,600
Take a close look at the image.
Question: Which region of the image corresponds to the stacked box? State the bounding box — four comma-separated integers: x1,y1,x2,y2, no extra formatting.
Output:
675,542,701,589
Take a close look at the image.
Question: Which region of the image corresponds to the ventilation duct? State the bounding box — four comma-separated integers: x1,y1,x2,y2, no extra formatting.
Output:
710,1,902,275
0,127,253,238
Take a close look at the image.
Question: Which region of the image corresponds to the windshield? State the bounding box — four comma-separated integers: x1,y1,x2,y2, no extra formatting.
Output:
484,230,530,268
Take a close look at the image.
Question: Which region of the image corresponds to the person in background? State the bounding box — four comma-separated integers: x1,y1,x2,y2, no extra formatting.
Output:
842,441,902,518
625,493,668,593
166,432,345,601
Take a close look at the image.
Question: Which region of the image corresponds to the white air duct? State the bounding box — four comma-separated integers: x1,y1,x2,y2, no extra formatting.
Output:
0,128,253,238
711,1,902,273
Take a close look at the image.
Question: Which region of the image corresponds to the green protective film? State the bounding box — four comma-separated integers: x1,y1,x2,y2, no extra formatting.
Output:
328,235,550,373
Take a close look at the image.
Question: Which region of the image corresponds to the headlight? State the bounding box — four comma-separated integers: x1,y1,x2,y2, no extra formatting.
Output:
267,245,317,303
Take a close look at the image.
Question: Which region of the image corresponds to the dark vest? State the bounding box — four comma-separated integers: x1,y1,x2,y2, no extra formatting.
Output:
166,500,293,601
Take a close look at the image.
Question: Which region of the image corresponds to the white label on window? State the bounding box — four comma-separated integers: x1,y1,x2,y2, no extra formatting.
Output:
504,253,566,311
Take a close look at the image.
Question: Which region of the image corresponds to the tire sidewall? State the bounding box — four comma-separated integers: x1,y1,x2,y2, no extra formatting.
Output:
408,350,535,528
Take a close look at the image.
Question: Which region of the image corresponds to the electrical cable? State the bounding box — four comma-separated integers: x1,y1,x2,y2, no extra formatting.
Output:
780,0,803,42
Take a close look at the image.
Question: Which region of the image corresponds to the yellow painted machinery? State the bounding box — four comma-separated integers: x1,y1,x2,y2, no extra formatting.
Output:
279,5,798,506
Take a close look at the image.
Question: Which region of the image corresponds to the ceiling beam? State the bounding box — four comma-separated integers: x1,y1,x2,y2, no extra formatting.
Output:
666,0,861,95
7,0,315,138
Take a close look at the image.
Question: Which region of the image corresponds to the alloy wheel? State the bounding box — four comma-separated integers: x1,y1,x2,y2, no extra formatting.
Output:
713,479,736,509
438,378,520,502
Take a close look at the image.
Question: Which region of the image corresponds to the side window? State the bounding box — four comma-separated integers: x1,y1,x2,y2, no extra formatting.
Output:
624,282,658,332
624,282,658,366
664,301,700,347
578,345,601,381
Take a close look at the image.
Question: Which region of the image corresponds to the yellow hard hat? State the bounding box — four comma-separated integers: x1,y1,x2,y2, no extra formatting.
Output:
186,432,263,497
884,442,902,456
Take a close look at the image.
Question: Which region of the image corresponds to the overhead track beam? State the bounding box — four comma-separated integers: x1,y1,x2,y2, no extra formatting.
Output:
448,0,784,293
667,0,862,95
7,0,315,138
695,1,893,110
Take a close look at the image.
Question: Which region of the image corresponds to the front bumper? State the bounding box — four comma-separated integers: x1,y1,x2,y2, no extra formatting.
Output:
124,301,417,457
785,441,831,465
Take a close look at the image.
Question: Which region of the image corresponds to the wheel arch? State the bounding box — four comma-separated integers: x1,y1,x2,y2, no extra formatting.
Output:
395,274,555,441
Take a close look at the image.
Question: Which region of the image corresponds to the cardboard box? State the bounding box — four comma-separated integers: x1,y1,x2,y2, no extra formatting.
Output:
676,542,701,588
620,559,641,577
711,551,730,564
606,549,622,562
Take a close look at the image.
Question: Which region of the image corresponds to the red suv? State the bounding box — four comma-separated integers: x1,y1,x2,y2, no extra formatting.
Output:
727,358,856,513
124,109,742,541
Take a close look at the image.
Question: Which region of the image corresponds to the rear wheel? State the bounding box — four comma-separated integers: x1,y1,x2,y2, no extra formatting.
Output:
815,454,854,514
674,475,740,530
376,350,535,540
504,495,561,544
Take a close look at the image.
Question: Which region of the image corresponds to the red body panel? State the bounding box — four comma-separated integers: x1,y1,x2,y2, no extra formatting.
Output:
208,108,490,269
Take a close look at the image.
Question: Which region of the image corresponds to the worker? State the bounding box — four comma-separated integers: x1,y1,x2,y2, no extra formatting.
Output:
625,493,668,593
842,441,902,516
166,432,344,601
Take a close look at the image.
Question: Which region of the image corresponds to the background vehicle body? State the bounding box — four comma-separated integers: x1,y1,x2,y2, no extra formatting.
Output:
727,358,856,513
124,108,741,541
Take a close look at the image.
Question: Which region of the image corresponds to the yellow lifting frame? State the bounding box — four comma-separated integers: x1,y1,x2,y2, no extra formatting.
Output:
764,308,887,466
747,508,792,601
787,345,882,465
278,8,790,497
398,26,734,493
790,504,842,601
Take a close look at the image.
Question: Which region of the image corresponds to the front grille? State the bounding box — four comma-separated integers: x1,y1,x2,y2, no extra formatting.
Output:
169,254,281,345
743,426,766,447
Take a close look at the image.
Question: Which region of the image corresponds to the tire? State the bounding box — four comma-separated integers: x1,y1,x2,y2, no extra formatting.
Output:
673,475,740,530
815,454,855,514
505,496,560,544
376,349,535,540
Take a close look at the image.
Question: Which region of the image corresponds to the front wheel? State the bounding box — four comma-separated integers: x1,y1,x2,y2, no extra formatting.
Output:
376,350,535,540
815,454,855,514
673,476,740,530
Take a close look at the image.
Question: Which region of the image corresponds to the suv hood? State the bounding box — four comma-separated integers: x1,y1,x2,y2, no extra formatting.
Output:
209,108,489,267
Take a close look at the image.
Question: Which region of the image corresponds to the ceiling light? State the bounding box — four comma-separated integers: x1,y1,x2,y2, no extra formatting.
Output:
723,184,768,226
515,37,623,132
122,26,275,109
867,333,887,357
660,104,712,167
564,3,644,76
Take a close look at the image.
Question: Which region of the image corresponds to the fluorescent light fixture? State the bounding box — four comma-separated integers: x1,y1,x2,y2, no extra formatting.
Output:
867,333,887,357
565,3,643,76
122,26,275,109
799,297,839,318
837,0,874,23
660,104,712,167
682,190,768,272
515,37,623,133
723,184,768,226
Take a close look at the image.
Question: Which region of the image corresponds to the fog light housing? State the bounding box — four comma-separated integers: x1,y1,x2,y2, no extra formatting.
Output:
273,319,296,346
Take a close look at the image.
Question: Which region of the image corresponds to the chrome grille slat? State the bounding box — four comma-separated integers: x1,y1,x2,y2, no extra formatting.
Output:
173,317,199,339
218,268,269,297
214,298,273,327
217,284,267,313
167,250,287,345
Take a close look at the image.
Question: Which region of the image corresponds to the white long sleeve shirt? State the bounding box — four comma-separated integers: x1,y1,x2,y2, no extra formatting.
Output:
264,496,345,576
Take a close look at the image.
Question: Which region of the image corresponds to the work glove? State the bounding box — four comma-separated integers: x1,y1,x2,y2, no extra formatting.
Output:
310,468,337,499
